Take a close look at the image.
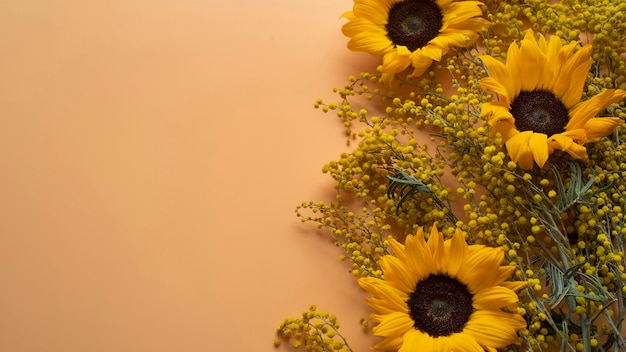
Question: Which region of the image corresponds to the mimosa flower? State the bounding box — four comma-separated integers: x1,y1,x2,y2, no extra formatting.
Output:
359,225,526,351
341,0,489,83
479,29,626,169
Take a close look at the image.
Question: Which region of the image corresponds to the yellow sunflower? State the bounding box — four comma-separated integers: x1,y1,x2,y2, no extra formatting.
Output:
479,29,626,170
359,225,526,351
341,0,489,83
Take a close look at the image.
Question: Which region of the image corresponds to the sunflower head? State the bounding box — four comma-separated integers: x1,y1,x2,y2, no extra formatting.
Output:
359,224,526,351
342,0,489,84
479,29,626,170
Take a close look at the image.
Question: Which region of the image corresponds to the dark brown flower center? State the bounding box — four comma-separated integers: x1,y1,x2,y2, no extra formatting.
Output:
407,274,474,337
385,0,443,51
510,90,569,136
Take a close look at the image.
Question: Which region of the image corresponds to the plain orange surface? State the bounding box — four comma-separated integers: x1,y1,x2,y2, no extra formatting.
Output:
0,1,380,351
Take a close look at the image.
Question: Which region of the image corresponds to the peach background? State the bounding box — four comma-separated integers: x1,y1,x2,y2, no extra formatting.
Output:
0,1,379,351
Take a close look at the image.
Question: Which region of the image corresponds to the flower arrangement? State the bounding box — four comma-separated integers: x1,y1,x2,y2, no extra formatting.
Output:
275,0,626,351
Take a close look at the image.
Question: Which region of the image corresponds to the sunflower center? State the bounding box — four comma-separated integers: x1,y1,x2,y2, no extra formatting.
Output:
510,90,570,136
385,0,443,51
407,274,473,337
428,298,452,319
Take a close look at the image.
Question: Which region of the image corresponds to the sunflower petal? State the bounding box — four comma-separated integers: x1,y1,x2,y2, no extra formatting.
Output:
448,333,483,352
518,31,545,91
539,34,564,90
399,329,433,352
373,312,414,337
483,101,513,123
432,31,471,48
379,255,418,292
560,128,588,143
528,132,549,167
567,89,626,130
549,41,579,94
381,46,412,83
366,296,406,315
479,55,515,101
547,133,574,152
360,276,408,302
346,32,394,55
341,11,356,20
559,54,592,108
554,45,592,107
404,227,434,279
360,277,404,305
358,276,384,293
456,246,506,293
443,2,484,25
426,223,447,273
554,137,588,159
432,335,450,351
447,228,469,276
410,50,435,77
492,265,516,285
564,144,588,159
464,311,526,348
353,0,391,24
434,0,454,11
419,44,443,62
584,117,623,142
491,119,519,141
372,334,403,351
365,285,408,313
472,286,520,310
388,237,406,261
480,78,513,106
505,131,535,170
505,38,523,96
342,17,387,37
500,280,528,292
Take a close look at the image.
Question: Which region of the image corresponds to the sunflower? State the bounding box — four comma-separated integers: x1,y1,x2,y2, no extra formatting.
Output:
341,0,489,83
479,29,626,170
359,225,526,351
